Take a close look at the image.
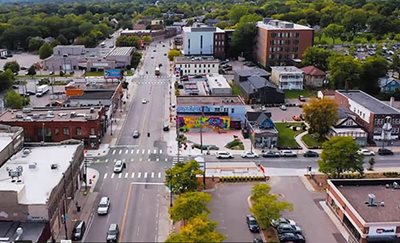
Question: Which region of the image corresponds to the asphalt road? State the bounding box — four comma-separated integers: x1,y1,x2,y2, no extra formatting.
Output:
84,39,173,243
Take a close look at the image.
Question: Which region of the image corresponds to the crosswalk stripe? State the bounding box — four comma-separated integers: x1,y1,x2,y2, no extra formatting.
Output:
139,158,143,161
151,172,154,178
112,150,116,155
142,149,145,154
160,150,163,154
118,173,122,178
104,173,108,179
119,150,122,154
131,149,134,154
125,150,128,154
147,158,151,161
136,150,140,154
111,173,115,179
165,158,168,162
158,172,161,178
130,158,134,162
154,149,157,154
122,159,126,162
138,172,142,178
144,172,148,178
156,158,159,162
131,172,135,178
105,159,109,163
148,149,151,154
125,172,128,178
113,159,117,162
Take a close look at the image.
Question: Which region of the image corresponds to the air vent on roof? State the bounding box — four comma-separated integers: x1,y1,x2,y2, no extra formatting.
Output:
50,164,58,170
22,108,32,113
22,148,31,157
90,107,95,113
58,113,67,117
16,114,23,119
70,112,76,118
28,163,37,169
33,114,40,119
24,116,33,121
85,114,93,120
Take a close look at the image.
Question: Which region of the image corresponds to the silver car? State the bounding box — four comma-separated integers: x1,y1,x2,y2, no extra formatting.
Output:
97,196,110,215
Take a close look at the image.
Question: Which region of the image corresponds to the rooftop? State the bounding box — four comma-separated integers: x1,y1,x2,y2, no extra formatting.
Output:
175,56,219,63
0,144,81,204
337,90,400,115
271,66,303,73
301,65,325,76
107,47,134,57
121,29,151,34
177,96,245,106
331,179,400,223
68,90,115,100
257,19,312,31
0,107,102,123
235,67,270,77
206,74,230,89
239,76,280,95
183,25,217,33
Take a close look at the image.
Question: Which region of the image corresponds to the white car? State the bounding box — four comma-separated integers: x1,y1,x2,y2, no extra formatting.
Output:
113,160,124,173
215,151,233,159
280,150,297,157
142,98,148,104
358,149,375,156
97,196,110,215
241,151,259,158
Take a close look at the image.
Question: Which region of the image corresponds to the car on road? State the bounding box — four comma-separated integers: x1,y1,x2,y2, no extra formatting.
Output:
271,217,296,228
97,196,110,215
278,232,305,243
215,151,233,159
303,150,319,157
153,49,156,52
262,151,281,158
358,149,375,156
280,150,297,157
276,224,302,234
71,220,86,241
246,215,260,233
113,160,124,173
378,148,394,155
132,130,140,138
106,223,119,242
241,151,259,158
163,124,170,131
280,105,287,111
142,98,148,104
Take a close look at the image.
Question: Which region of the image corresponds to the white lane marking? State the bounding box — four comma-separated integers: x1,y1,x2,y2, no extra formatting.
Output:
160,150,163,154
111,173,115,179
119,150,122,154
154,149,157,154
165,158,168,162
112,150,116,155
139,158,143,161
156,158,159,162
144,172,148,178
148,149,151,154
138,172,142,178
130,158,134,162
151,172,154,178
131,149,134,154
118,173,122,178
136,150,140,154
105,159,109,163
122,159,126,162
125,150,128,154
104,173,108,179
142,149,145,154
158,172,161,178
130,182,164,185
125,172,129,178
131,172,135,178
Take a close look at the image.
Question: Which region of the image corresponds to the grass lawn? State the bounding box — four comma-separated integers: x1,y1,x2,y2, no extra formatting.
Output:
126,70,133,76
284,89,317,99
231,84,241,96
84,71,104,76
302,133,325,148
274,122,303,149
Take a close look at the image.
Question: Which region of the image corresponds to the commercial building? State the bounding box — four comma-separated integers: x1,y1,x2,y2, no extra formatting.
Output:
270,66,304,90
326,179,400,243
0,143,84,242
0,125,24,167
176,96,246,130
205,74,232,96
335,90,400,143
0,107,106,149
301,65,326,88
213,29,234,60
43,45,134,72
238,75,284,105
255,18,314,67
174,56,220,75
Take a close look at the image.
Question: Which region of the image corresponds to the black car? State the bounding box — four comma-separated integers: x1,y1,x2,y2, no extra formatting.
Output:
133,130,140,138
303,150,319,157
262,151,280,158
163,124,170,131
378,148,394,155
278,232,305,243
106,223,119,242
276,224,302,234
246,215,260,233
71,220,86,241
253,238,264,243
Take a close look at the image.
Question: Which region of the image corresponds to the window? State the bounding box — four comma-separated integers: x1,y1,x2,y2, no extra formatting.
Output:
231,108,235,113
63,128,70,135
200,35,203,48
76,127,82,136
90,128,95,135
55,128,60,135
208,69,210,73
188,39,190,48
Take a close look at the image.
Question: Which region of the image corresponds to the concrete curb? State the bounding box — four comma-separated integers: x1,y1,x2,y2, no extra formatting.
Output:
299,175,316,192
246,195,267,243
319,201,349,240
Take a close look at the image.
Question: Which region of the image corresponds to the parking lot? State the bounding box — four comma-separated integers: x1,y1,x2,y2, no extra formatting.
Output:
0,53,41,75
268,106,303,122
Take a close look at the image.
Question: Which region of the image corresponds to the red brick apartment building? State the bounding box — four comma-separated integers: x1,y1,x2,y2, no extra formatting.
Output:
255,18,314,67
0,107,106,149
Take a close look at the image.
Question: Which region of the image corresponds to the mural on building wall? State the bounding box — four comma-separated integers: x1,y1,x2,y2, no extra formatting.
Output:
177,116,230,130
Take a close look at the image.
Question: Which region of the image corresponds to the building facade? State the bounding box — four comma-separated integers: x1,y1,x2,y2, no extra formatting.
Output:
174,56,220,75
182,24,216,56
255,18,314,67
301,65,326,88
270,66,304,90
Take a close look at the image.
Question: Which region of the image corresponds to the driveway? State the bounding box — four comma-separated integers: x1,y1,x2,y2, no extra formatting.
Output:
269,106,303,122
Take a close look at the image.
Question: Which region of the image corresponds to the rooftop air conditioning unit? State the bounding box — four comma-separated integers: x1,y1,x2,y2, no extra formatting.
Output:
24,116,33,121
50,164,58,170
90,107,95,113
22,108,32,113
70,112,76,118
28,163,37,169
15,114,23,119
32,114,40,119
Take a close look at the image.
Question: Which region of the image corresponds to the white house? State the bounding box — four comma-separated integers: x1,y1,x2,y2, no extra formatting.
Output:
182,24,219,56
270,66,304,90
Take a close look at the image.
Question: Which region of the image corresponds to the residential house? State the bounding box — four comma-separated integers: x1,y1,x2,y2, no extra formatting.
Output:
238,76,284,105
301,65,326,88
270,66,304,90
245,111,278,148
379,76,400,93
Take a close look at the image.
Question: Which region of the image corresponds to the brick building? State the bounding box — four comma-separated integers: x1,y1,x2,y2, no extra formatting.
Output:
255,18,314,67
326,179,400,243
335,90,400,143
0,107,106,149
213,29,234,60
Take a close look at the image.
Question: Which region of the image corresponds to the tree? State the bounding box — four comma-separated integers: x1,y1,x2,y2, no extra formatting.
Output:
231,22,257,60
28,37,45,52
169,192,211,224
115,35,140,48
0,69,15,91
166,215,224,243
130,52,142,69
229,5,250,24
39,43,53,59
391,51,400,75
250,184,293,229
4,89,29,109
27,65,37,76
142,35,152,44
303,98,338,140
368,157,375,171
318,137,364,178
328,54,362,89
4,61,20,73
342,9,367,35
360,56,388,94
323,24,344,45
165,160,203,194
301,47,333,71
168,49,182,61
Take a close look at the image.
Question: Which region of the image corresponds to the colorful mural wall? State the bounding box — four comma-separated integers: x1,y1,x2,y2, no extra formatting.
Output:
177,116,230,130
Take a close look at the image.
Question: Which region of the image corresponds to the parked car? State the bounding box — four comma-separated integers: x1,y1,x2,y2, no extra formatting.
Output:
71,220,86,241
163,124,170,131
378,148,393,155
133,130,140,138
298,95,306,102
358,149,375,156
292,115,302,121
215,151,233,159
276,223,302,234
97,196,110,215
278,232,305,243
303,150,319,157
262,151,281,158
113,160,124,173
241,151,259,158
280,105,287,111
253,238,264,243
246,215,260,233
142,98,148,104
271,218,296,228
280,150,297,157
106,223,119,242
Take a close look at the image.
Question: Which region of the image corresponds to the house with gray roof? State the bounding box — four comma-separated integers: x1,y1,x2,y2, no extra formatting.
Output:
245,111,278,148
379,76,400,93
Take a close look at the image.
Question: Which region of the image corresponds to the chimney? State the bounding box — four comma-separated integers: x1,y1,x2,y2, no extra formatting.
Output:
390,97,395,107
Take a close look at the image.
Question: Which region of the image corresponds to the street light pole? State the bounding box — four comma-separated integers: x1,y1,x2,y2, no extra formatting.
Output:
110,114,113,135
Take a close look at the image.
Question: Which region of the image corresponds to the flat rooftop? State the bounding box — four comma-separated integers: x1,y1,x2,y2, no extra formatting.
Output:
332,179,400,223
337,90,400,115
0,107,102,122
235,67,270,77
175,56,219,63
271,66,303,73
177,96,244,106
107,47,134,57
0,144,81,204
206,74,230,89
257,20,312,30
69,90,114,100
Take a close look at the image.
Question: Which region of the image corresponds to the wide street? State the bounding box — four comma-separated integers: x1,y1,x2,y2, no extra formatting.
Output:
84,38,173,242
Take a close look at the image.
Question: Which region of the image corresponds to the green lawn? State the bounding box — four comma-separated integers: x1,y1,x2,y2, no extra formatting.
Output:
274,122,303,149
302,133,325,148
84,71,104,76
284,89,317,99
231,84,241,96
126,70,133,76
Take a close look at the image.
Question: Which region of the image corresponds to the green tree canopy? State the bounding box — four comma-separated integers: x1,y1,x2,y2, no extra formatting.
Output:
115,35,140,48
303,98,338,140
28,37,45,52
360,56,388,94
165,160,203,194
130,52,142,69
166,215,224,243
169,192,211,224
318,136,364,178
229,5,251,24
27,65,37,76
0,69,14,91
231,22,257,60
301,47,333,71
4,61,20,73
38,43,53,60
342,9,367,35
4,89,29,109
323,24,344,45
168,49,182,61
328,54,362,89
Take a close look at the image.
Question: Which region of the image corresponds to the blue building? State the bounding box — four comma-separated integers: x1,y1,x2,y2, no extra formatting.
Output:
379,76,400,93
